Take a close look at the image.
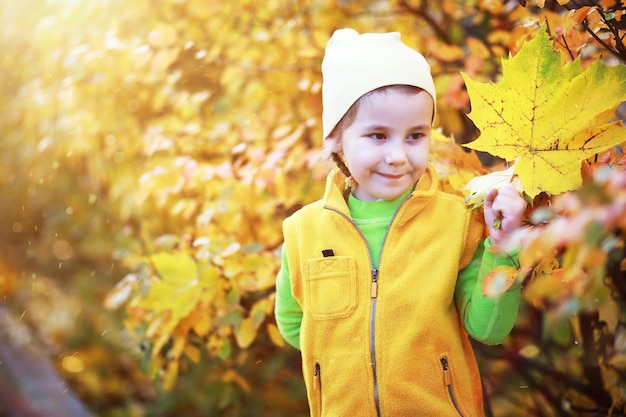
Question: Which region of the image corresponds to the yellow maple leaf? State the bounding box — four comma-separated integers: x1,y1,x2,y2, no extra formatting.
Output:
462,25,626,198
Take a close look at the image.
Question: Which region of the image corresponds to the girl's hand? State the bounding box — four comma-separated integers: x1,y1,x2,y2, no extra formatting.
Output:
484,184,527,246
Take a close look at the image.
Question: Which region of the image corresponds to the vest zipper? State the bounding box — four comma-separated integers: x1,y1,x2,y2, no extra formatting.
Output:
371,268,378,297
440,355,465,417
313,362,322,416
324,193,412,417
370,276,380,416
314,362,321,390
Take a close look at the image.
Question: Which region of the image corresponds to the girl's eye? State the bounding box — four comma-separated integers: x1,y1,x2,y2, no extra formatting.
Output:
408,133,424,141
369,133,386,140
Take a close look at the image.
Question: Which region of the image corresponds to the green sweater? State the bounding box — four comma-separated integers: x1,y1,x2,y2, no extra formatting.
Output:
275,187,520,350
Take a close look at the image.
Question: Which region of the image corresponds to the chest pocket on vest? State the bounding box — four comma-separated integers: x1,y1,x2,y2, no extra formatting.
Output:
304,256,357,320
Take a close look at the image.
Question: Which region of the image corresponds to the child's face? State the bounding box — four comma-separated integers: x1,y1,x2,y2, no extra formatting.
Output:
332,88,433,202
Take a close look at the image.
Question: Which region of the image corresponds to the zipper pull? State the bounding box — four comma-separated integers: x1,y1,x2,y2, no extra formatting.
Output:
313,362,321,391
440,356,451,386
371,268,379,298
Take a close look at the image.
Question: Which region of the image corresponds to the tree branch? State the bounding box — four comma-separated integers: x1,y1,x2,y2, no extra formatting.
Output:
397,0,452,44
578,310,614,409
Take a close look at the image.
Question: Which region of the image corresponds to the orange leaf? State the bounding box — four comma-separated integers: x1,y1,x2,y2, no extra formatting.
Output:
482,265,519,297
523,267,586,306
466,37,490,59
427,38,465,62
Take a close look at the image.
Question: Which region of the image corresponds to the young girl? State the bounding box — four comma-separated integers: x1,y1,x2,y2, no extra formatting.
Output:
275,29,528,417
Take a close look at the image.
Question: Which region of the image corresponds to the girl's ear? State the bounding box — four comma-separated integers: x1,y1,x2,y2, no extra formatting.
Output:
325,136,342,153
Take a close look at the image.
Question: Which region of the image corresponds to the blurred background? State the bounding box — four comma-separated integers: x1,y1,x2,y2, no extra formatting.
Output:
0,0,624,416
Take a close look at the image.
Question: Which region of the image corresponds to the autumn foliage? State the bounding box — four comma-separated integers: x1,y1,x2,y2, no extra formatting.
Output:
0,0,625,416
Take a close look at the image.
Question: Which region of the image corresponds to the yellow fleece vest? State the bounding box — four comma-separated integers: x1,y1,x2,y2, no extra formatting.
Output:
283,167,486,417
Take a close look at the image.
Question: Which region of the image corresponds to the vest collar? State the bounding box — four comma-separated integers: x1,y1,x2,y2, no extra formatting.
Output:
323,165,439,224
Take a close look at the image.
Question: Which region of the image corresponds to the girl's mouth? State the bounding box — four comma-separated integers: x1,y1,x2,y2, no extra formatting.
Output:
378,172,405,180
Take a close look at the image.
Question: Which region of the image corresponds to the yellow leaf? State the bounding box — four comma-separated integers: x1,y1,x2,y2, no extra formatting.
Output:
519,344,541,358
61,355,85,373
184,344,201,363
530,256,559,284
249,297,271,328
142,252,219,329
222,242,241,257
103,273,138,310
267,323,285,347
171,334,186,359
162,361,179,391
152,332,170,359
463,25,626,198
147,24,178,48
222,369,251,393
192,312,212,337
235,317,257,349
151,47,180,73
150,251,197,286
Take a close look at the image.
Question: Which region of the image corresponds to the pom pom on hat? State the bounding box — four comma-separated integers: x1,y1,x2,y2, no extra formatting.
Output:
321,28,436,139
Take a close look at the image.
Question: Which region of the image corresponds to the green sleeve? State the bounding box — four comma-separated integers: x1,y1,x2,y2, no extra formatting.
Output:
274,246,302,350
455,238,521,345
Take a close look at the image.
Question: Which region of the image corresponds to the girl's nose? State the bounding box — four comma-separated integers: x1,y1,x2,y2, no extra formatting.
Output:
384,140,407,165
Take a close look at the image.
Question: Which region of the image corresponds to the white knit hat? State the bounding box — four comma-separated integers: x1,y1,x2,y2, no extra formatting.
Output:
321,28,436,139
